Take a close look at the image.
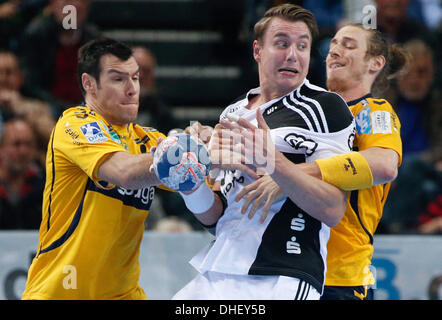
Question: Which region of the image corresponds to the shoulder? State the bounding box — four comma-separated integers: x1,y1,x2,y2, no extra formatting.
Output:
351,97,401,136
298,82,353,133
350,97,397,118
219,91,249,119
55,106,108,141
60,106,100,123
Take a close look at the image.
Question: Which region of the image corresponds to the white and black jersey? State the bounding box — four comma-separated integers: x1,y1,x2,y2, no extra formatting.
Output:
190,79,355,294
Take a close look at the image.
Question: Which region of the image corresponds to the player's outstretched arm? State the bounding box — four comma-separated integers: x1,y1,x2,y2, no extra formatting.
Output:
97,151,161,190
308,147,399,190
237,147,399,224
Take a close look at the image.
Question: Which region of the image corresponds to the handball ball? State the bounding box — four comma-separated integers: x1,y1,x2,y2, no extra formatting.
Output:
153,133,211,192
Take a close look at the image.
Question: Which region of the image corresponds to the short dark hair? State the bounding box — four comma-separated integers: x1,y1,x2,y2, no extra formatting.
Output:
254,4,318,42
77,38,133,97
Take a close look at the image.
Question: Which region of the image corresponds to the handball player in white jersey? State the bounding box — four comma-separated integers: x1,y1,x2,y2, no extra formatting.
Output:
173,4,355,300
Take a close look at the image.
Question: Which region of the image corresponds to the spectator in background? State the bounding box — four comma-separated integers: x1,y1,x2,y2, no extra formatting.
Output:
0,118,44,229
20,0,100,116
0,0,48,50
0,50,55,167
385,39,439,156
375,0,429,43
381,39,441,234
382,148,442,234
132,46,179,134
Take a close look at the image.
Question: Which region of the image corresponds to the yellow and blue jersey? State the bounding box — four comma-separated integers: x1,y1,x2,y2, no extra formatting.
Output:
325,95,402,287
22,106,166,300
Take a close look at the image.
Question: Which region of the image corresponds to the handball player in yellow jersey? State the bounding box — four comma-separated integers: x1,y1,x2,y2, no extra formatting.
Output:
236,24,410,300
22,38,166,300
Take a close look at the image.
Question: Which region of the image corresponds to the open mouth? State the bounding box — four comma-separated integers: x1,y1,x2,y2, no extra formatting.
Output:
328,62,346,70
278,68,299,75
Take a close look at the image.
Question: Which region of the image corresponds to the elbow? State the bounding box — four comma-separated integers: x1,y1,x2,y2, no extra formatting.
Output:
323,203,346,228
325,211,344,228
378,164,398,184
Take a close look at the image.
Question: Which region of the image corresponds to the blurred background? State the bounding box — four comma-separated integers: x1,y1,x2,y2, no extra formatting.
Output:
0,0,440,300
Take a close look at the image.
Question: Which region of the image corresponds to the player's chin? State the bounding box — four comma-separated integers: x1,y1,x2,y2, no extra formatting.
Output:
121,103,138,121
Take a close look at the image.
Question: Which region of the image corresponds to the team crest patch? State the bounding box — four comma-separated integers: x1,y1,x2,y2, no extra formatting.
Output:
80,122,108,143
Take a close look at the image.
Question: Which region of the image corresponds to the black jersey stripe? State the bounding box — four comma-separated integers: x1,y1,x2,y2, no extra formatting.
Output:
294,88,328,133
294,281,305,300
39,181,88,255
282,97,317,132
287,93,322,133
47,128,56,231
349,190,374,245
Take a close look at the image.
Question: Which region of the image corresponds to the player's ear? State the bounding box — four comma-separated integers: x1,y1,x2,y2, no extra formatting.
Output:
369,55,386,74
253,40,262,63
82,73,97,96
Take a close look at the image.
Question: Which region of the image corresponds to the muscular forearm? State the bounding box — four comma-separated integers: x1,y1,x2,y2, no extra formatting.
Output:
304,147,399,189
97,151,161,189
270,151,347,227
359,148,398,185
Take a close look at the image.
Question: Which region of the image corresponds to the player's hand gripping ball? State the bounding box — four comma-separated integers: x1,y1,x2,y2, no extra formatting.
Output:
153,133,211,191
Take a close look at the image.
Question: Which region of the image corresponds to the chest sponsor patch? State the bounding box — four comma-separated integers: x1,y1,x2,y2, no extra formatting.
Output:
355,107,371,135
80,122,108,143
371,111,392,134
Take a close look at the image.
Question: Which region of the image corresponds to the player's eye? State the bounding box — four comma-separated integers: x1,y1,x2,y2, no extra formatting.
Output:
275,40,288,48
298,43,307,50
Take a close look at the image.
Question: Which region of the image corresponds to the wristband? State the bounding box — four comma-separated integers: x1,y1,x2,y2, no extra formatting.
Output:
315,152,374,191
179,182,215,214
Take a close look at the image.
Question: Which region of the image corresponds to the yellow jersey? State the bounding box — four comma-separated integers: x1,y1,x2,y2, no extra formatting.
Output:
22,106,166,300
325,95,402,287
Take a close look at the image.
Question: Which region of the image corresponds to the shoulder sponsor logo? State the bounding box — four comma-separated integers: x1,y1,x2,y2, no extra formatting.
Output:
284,133,318,156
64,122,82,145
371,111,392,134
355,107,371,135
80,122,108,143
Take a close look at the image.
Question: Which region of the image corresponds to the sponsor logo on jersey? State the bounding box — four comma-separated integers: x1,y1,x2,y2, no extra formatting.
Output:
80,122,108,143
355,107,371,135
371,111,392,134
348,127,356,150
287,213,306,254
284,133,318,156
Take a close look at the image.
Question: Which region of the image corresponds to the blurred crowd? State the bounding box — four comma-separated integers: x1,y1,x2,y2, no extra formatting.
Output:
0,0,440,234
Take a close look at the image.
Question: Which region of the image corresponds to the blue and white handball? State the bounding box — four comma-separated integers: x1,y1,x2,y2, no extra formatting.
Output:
152,133,211,192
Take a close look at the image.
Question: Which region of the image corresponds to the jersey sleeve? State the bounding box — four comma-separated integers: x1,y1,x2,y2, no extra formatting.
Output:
54,108,127,181
353,99,403,166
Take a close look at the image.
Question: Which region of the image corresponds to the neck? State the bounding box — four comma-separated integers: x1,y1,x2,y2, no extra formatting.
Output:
334,79,372,103
85,98,127,128
338,88,370,103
